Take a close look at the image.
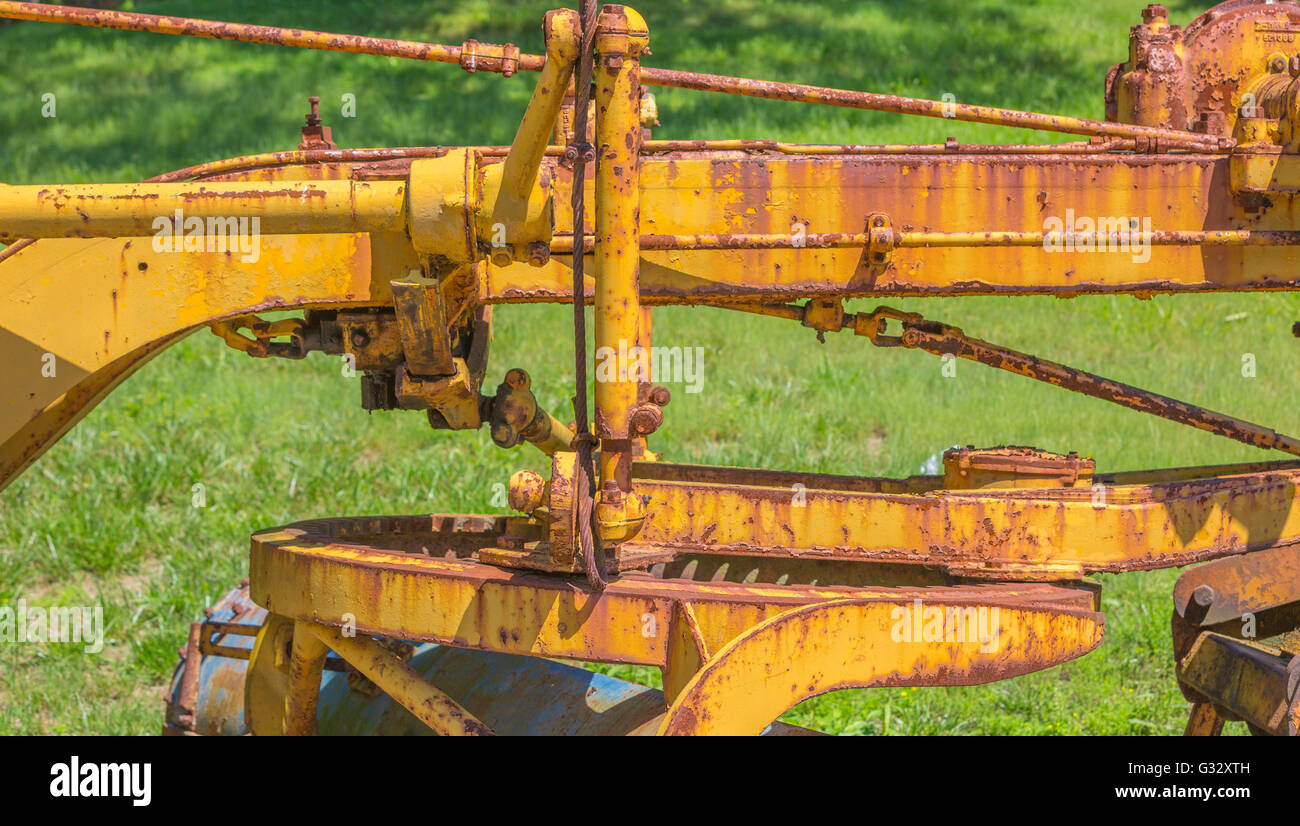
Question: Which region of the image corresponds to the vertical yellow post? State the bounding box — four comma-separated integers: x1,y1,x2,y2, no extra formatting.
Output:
593,5,649,535
282,620,329,736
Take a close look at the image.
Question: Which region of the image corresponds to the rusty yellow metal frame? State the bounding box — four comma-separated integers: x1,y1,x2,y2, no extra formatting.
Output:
5,147,1291,494
592,6,650,536
626,460,1300,579
246,512,1103,734
1177,633,1299,736
246,515,1098,666
657,598,1102,735
4,1,1300,734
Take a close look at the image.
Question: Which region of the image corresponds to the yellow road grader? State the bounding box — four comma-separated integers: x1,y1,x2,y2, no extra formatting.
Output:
1,0,1298,736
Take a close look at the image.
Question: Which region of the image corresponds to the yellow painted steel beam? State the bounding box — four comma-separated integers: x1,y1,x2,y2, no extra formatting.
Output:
0,230,418,492
625,462,1300,578
657,598,1104,735
488,153,1300,301
283,620,330,736
1,149,1289,500
245,613,298,737
247,517,1099,666
305,623,494,736
497,9,578,208
593,6,650,527
0,179,406,240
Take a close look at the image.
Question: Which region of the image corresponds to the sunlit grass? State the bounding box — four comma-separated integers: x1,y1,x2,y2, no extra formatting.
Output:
0,0,1283,734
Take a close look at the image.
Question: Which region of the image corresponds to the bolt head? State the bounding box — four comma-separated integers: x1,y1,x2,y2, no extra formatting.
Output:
648,386,671,407
629,404,663,436
527,241,550,267
1191,584,1215,608
1141,4,1167,24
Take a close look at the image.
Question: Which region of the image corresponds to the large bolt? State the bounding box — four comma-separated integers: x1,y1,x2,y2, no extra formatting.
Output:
629,402,664,436
1141,4,1167,25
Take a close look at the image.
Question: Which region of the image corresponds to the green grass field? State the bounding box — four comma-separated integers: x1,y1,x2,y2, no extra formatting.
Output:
1,0,1293,734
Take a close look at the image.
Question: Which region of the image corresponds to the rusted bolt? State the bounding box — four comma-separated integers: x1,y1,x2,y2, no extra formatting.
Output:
349,328,370,348
490,249,514,268
563,141,596,168
508,469,547,514
1191,584,1215,608
527,241,550,267
648,385,671,407
600,479,624,505
1271,55,1288,74
306,96,322,127
1141,4,1167,24
629,402,664,436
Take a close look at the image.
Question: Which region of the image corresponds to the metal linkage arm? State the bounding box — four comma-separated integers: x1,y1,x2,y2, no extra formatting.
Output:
735,300,1300,459
0,1,1226,149
871,309,1300,458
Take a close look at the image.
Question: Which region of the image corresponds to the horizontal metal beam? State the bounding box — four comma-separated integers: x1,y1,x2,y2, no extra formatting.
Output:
0,180,406,240
627,462,1300,579
0,2,1223,149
